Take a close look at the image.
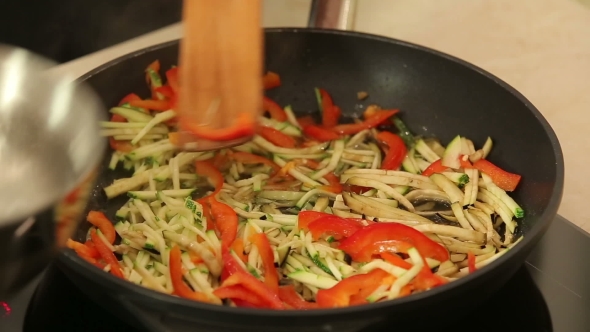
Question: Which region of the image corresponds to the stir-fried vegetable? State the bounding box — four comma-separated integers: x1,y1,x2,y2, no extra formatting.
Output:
70,61,525,310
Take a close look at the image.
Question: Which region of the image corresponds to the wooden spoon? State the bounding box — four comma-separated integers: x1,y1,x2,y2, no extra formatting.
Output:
174,0,263,151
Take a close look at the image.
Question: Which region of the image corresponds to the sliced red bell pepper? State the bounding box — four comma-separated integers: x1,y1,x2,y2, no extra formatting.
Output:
355,240,415,262
303,125,340,142
205,197,238,253
473,159,522,192
468,251,477,273
308,216,363,241
213,285,270,308
412,260,447,291
332,109,399,135
89,229,124,279
181,112,256,141
317,88,341,128
297,115,316,128
83,240,101,258
380,252,412,269
67,239,99,260
169,246,211,302
316,268,390,308
230,238,248,263
338,223,449,263
249,233,279,292
194,160,224,199
154,85,175,99
262,96,287,122
262,71,281,90
221,251,243,281
128,99,171,111
376,131,407,170
86,211,116,244
459,155,474,169
297,211,331,231
278,285,318,309
189,252,204,264
118,93,142,106
217,261,284,309
166,67,179,94
421,159,448,177
228,151,280,174
259,126,297,148
348,185,371,195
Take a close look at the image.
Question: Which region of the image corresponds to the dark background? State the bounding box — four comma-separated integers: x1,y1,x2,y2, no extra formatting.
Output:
1,0,182,63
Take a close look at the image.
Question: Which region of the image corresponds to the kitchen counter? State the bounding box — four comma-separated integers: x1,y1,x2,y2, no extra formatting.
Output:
47,0,590,232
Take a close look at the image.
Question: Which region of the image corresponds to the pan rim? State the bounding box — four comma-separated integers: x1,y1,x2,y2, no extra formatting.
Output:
63,27,565,318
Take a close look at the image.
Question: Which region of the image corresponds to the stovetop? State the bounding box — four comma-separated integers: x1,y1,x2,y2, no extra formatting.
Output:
2,215,589,332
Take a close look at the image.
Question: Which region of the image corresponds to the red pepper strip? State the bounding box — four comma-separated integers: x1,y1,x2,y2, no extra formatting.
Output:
318,88,341,128
84,240,101,258
399,284,414,297
181,112,256,141
228,151,281,175
473,159,522,192
262,96,288,122
67,239,99,261
262,71,281,90
297,115,316,128
230,238,248,263
459,155,474,169
380,252,413,269
259,126,297,148
376,131,407,170
89,229,124,279
412,258,447,291
222,251,246,279
303,125,341,142
249,233,279,292
354,240,415,262
166,67,179,94
338,223,449,263
169,246,211,302
297,211,332,231
421,159,448,177
211,152,232,170
349,272,396,306
194,160,224,199
320,172,344,194
316,268,391,308
128,99,171,111
118,93,142,106
154,85,175,99
86,211,116,244
278,285,318,309
189,252,204,264
349,185,372,195
308,216,363,241
332,109,399,135
217,259,284,309
468,251,477,273
214,285,271,308
207,197,238,253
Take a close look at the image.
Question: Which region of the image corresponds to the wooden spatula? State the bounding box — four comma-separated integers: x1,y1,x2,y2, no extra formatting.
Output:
173,0,263,151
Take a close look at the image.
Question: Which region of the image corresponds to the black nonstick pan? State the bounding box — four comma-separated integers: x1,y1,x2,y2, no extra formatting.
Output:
56,8,563,332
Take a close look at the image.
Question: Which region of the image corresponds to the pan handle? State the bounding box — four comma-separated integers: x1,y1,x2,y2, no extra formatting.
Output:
307,0,357,30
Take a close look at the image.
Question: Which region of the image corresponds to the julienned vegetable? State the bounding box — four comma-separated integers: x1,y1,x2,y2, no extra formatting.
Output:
70,61,525,310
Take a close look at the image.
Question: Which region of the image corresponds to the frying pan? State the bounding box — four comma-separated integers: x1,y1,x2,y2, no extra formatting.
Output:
56,2,563,331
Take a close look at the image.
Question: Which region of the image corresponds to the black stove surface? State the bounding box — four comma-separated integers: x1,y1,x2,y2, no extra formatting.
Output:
2,215,589,332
